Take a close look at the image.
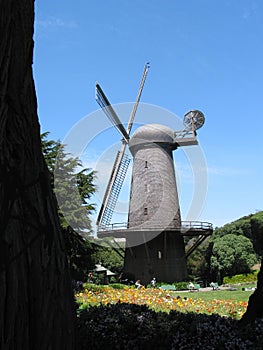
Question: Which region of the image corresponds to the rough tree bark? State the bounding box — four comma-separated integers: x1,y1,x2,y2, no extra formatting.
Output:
0,0,75,348
239,257,263,326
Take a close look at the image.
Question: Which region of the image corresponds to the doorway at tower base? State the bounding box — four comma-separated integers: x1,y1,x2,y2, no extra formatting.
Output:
123,231,188,285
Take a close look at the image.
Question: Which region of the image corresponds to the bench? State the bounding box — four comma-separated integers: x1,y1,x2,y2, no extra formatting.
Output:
188,283,200,291
160,284,177,291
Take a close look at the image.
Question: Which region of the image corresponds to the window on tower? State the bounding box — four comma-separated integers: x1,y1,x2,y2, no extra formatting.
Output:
145,161,148,168
144,207,148,215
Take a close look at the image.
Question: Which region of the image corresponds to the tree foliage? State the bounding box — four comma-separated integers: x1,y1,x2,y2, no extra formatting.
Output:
41,131,61,175
210,234,257,282
41,133,125,281
41,132,97,280
63,226,94,281
213,211,263,256
41,132,96,235
91,238,124,273
186,212,263,284
186,239,210,282
201,211,263,283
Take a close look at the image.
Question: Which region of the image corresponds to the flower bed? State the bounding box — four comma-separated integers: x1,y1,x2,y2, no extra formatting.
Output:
76,285,248,319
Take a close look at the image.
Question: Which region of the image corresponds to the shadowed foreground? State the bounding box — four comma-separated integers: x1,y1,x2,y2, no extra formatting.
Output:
77,303,263,349
0,0,75,348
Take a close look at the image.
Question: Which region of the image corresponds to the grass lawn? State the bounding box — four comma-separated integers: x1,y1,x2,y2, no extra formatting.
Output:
170,286,256,302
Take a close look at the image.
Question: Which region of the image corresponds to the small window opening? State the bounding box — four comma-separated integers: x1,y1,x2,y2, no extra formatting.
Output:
158,251,162,259
144,207,148,215
145,161,148,168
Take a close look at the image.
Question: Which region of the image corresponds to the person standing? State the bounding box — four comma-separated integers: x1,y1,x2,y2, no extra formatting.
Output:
135,280,143,289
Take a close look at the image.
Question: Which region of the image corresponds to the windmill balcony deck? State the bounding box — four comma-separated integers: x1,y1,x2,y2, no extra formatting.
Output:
97,221,213,239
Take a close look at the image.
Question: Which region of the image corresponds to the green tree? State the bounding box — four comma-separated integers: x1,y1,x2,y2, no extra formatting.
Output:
41,132,96,236
64,226,94,282
41,133,125,282
41,132,96,280
41,131,61,175
212,211,263,256
91,238,124,274
210,234,257,283
250,214,263,256
187,240,210,282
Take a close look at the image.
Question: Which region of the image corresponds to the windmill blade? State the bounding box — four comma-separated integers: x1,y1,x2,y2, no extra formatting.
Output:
126,62,150,135
96,83,130,143
96,141,129,227
96,63,150,228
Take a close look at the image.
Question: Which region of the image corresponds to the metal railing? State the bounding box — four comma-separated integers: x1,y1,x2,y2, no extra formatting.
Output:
174,129,196,140
98,221,213,232
181,221,213,230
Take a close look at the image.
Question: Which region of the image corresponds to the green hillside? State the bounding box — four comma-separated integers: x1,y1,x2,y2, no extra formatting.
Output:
187,211,263,283
212,211,263,256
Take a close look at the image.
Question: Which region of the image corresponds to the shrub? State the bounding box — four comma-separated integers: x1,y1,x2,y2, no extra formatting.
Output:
173,281,189,291
76,303,263,349
223,271,259,285
108,283,128,290
82,283,106,293
72,280,84,292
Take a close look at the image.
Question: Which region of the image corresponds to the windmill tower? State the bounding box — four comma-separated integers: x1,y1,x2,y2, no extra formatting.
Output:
96,64,212,284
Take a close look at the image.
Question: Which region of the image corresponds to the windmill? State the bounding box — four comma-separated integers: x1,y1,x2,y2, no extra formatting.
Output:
96,64,213,284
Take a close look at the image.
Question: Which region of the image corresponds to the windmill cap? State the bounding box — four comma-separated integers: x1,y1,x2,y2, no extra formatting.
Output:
130,123,175,146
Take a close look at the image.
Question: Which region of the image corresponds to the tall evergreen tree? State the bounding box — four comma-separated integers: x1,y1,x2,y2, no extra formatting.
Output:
41,132,96,236
41,132,97,280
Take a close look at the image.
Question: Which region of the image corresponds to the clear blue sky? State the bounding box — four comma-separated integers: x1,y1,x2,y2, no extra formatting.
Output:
33,0,263,229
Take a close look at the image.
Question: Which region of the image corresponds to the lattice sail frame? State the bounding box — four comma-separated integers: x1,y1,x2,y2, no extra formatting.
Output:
96,63,150,227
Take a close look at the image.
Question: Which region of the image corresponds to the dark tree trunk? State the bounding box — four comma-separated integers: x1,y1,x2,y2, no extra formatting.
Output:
239,257,263,326
0,0,75,348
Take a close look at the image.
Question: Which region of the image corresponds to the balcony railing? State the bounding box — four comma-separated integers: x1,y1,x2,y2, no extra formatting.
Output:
98,221,213,233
